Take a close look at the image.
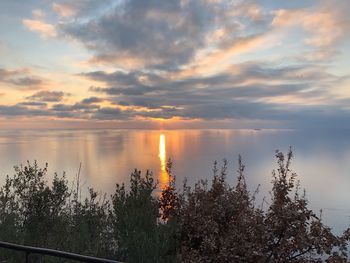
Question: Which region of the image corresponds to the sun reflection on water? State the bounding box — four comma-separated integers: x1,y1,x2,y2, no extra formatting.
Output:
158,133,168,189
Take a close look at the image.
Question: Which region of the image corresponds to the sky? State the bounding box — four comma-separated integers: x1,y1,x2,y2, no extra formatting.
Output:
0,0,349,129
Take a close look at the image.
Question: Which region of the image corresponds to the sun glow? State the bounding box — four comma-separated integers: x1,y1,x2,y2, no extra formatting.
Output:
158,133,168,188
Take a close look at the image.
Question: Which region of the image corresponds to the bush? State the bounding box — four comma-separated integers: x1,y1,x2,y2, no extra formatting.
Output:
111,169,175,262
0,149,348,262
160,149,350,262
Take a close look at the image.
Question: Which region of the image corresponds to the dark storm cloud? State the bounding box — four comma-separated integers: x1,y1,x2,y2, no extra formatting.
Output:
26,90,68,102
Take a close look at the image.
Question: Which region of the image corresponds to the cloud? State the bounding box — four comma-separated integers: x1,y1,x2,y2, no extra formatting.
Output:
49,103,128,120
80,97,104,104
1,59,341,126
60,0,273,69
32,9,46,19
272,9,342,48
0,68,45,90
176,33,276,77
0,105,51,117
52,3,77,17
22,19,57,38
0,81,349,127
52,0,112,18
81,61,348,123
82,70,160,87
1,0,349,128
272,1,350,61
9,77,43,87
48,97,105,115
17,101,47,107
84,70,164,95
0,102,99,119
0,68,29,79
92,107,129,120
26,90,68,102
90,86,159,96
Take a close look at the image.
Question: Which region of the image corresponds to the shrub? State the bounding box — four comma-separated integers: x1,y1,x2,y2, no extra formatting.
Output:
111,169,176,262
0,150,349,262
160,149,350,262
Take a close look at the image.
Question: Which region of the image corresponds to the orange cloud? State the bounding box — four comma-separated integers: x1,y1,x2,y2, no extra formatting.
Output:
226,3,264,22
52,3,77,17
87,52,147,70
22,19,57,38
172,33,274,79
272,8,346,49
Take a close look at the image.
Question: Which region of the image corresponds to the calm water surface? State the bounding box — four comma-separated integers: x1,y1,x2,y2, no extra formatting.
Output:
0,129,350,232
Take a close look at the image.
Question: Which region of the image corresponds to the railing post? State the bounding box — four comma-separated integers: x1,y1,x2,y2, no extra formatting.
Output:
25,252,30,263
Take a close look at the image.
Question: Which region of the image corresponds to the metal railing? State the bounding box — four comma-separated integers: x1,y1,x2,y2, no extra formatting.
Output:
0,240,122,263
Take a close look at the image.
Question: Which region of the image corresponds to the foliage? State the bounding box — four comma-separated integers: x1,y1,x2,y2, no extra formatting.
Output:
160,150,350,262
111,169,175,262
0,150,349,262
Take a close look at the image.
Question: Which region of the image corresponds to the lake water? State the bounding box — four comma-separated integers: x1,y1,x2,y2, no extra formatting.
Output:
0,129,350,233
